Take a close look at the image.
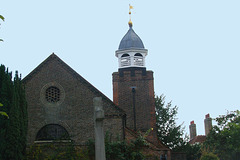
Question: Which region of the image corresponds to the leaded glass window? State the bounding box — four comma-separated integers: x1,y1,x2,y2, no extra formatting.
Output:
36,124,69,141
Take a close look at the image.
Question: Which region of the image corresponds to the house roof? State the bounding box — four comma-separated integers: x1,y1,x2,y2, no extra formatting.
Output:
189,135,206,145
125,127,170,151
23,53,125,116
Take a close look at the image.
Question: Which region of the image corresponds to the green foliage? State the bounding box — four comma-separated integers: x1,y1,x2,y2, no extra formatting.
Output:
200,152,219,160
25,144,42,160
0,14,4,41
203,110,240,160
25,132,151,160
0,15,4,21
87,131,149,160
155,94,203,159
0,111,8,117
0,103,9,118
86,139,95,159
0,65,28,160
25,143,89,160
155,94,186,150
183,143,201,160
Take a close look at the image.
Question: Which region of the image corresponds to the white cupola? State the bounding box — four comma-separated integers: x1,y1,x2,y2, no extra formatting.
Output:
116,22,148,69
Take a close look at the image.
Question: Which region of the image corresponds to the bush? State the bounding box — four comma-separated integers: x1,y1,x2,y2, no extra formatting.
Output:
87,131,149,160
25,143,89,160
200,152,219,160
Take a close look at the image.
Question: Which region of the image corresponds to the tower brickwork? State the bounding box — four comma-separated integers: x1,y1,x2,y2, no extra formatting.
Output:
113,18,159,143
113,68,155,133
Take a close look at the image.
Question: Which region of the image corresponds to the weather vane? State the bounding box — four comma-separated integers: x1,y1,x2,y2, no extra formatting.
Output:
128,4,133,27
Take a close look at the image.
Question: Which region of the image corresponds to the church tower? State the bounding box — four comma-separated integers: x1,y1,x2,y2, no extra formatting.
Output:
112,12,156,136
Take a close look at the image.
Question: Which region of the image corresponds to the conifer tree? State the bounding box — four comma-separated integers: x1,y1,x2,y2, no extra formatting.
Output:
16,72,28,157
0,103,8,118
5,82,21,159
0,65,28,159
0,65,13,160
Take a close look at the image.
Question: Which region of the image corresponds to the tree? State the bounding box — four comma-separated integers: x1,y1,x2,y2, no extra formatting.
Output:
85,130,155,160
203,110,240,160
155,94,186,151
0,65,28,160
0,103,9,118
0,15,4,41
185,143,201,160
0,65,13,160
200,152,219,160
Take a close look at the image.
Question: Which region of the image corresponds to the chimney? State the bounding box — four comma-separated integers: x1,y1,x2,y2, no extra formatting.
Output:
189,121,197,140
204,114,212,135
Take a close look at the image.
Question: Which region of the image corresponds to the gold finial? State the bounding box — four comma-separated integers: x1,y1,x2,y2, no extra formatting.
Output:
128,4,133,27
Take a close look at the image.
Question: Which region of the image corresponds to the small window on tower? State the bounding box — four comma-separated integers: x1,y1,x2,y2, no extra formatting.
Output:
121,53,130,57
121,54,131,67
134,53,142,57
134,53,144,66
45,86,60,103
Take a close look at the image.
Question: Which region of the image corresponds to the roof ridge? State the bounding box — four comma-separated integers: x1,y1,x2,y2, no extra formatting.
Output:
23,53,125,115
23,53,57,82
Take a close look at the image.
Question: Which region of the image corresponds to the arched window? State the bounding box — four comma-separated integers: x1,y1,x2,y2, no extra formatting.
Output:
121,54,131,67
134,53,144,66
121,53,130,57
36,124,70,141
134,53,143,57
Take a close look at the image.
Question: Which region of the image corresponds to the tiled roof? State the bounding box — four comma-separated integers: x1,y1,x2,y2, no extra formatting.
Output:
189,135,206,144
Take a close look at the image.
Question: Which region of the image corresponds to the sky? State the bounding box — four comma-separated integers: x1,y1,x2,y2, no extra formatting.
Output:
1,0,240,136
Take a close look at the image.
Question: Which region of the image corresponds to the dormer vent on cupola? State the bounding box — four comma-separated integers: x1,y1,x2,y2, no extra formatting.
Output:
116,22,148,69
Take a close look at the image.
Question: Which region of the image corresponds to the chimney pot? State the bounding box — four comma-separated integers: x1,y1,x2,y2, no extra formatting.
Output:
205,114,210,119
189,121,197,140
204,114,212,135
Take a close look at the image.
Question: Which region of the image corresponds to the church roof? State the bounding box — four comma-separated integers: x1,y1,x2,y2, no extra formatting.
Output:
118,26,145,50
23,53,125,116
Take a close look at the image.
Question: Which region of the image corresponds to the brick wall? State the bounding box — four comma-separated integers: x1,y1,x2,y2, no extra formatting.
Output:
24,54,124,146
112,68,157,139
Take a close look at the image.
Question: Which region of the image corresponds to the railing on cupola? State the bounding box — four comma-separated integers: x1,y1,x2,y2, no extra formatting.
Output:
119,54,145,68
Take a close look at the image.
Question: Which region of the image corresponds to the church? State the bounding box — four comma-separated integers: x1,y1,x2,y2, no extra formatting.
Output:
22,19,179,159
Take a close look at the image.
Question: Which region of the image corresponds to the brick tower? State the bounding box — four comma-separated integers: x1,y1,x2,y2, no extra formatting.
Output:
112,21,156,136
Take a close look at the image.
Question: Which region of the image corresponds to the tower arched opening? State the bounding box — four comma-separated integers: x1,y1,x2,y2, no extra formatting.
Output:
134,53,142,57
134,53,144,66
120,54,131,67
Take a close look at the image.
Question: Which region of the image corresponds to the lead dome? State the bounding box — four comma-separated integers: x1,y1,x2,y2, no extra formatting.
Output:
118,25,145,50
115,23,148,69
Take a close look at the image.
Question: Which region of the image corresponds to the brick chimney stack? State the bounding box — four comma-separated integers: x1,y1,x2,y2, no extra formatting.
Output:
204,114,212,135
189,121,197,140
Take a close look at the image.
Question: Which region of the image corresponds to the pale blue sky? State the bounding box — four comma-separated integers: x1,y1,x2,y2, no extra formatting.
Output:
1,0,240,136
